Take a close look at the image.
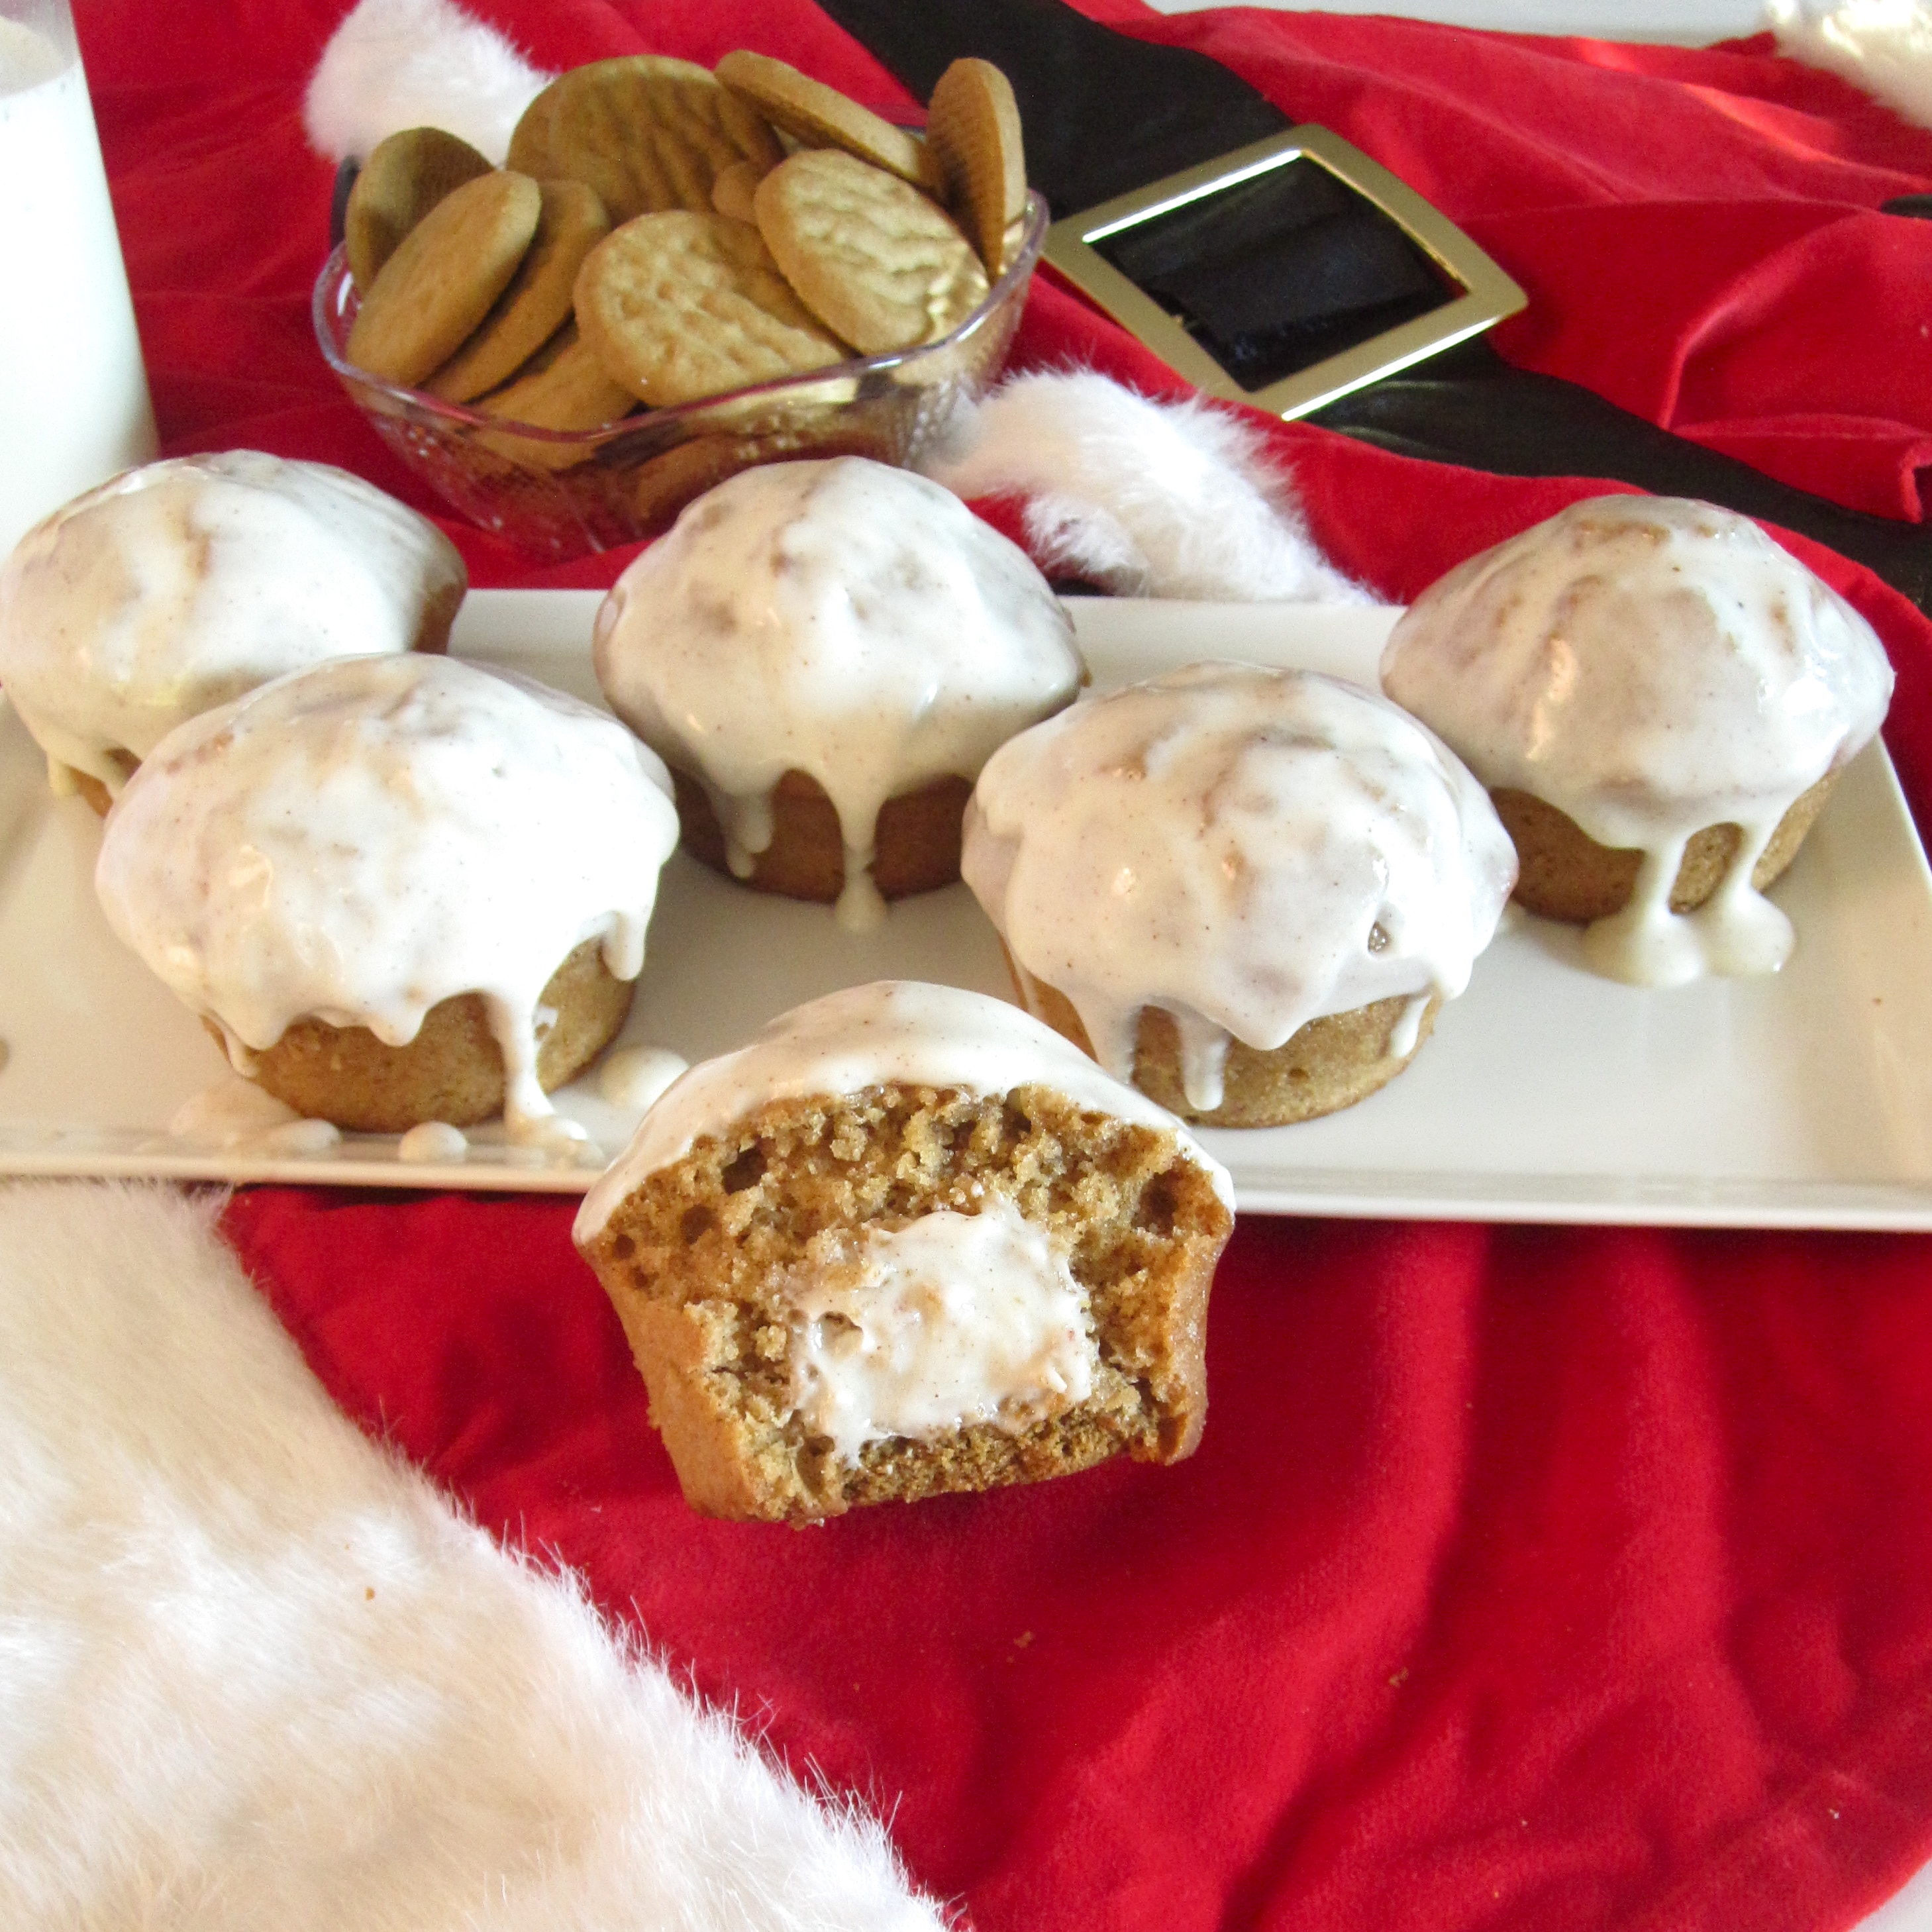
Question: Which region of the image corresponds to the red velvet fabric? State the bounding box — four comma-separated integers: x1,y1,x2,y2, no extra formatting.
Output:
70,1,1932,1927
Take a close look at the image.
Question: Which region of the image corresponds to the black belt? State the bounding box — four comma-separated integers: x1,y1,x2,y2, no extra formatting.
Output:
816,0,1932,614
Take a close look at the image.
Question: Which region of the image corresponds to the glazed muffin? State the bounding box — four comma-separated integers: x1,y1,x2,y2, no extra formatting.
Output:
0,451,466,812
574,980,1235,1521
94,653,680,1144
592,456,1084,931
1380,493,1894,985
961,663,1517,1128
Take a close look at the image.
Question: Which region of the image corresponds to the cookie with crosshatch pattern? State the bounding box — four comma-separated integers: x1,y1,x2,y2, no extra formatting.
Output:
507,56,782,225
573,210,848,406
925,57,1029,275
753,148,988,356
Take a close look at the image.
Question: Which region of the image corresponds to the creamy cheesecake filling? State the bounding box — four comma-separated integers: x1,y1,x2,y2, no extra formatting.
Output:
784,1197,1097,1465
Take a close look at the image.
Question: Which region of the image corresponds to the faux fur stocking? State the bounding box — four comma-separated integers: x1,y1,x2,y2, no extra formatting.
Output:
1768,0,1932,133
0,1182,944,1932
304,0,548,164
921,372,1367,602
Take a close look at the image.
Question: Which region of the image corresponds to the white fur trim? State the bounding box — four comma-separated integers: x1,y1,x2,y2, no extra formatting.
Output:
921,371,1368,603
1768,0,1932,133
304,0,550,165
0,1181,946,1932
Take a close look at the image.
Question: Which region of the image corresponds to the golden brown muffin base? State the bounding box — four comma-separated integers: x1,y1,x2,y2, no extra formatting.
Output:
578,1080,1233,1521
1009,957,1439,1129
412,581,465,659
1494,773,1837,925
671,765,974,902
73,757,133,819
206,937,633,1133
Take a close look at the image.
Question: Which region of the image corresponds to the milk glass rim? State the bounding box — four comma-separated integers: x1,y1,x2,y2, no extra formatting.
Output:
0,0,79,80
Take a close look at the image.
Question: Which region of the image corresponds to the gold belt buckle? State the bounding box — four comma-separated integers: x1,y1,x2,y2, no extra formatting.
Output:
1042,125,1527,421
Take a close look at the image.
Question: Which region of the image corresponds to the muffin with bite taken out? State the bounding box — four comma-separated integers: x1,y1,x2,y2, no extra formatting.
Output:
574,980,1235,1521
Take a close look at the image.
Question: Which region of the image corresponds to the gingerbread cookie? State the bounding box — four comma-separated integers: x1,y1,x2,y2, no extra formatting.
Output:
427,179,611,402
715,50,937,191
507,56,782,225
630,435,748,527
346,170,543,387
574,210,848,406
473,325,635,470
925,58,1028,274
709,158,766,225
344,127,493,290
753,149,988,355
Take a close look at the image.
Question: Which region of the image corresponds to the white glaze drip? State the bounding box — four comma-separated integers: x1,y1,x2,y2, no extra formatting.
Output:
785,1197,1096,1466
592,456,1083,915
211,1020,258,1078
961,664,1516,1099
1172,1007,1232,1115
833,862,888,935
709,782,773,880
1582,820,1795,986
576,980,1232,1242
0,451,465,797
1389,992,1433,1060
96,654,681,1137
1380,494,1894,983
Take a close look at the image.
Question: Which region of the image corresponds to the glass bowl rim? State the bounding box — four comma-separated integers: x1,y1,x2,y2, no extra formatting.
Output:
311,191,1050,451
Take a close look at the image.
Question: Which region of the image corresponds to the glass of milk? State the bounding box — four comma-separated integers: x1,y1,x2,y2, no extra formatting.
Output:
0,0,157,559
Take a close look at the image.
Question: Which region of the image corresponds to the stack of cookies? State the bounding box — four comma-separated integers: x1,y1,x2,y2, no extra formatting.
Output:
338,52,1030,468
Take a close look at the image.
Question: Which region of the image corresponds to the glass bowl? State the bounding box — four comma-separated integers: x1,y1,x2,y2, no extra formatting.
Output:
313,195,1046,560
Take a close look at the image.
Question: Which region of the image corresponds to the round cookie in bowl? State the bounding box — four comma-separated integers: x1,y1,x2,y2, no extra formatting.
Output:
93,653,680,1146
962,663,1517,1128
0,451,465,813
593,455,1084,931
1379,494,1895,986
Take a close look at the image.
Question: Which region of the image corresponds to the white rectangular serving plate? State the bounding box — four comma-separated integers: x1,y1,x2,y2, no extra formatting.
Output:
3,589,1931,1227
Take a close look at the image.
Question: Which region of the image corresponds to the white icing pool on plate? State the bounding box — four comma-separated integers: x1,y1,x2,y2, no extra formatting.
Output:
597,1044,687,1112
168,1077,340,1156
397,1121,468,1164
